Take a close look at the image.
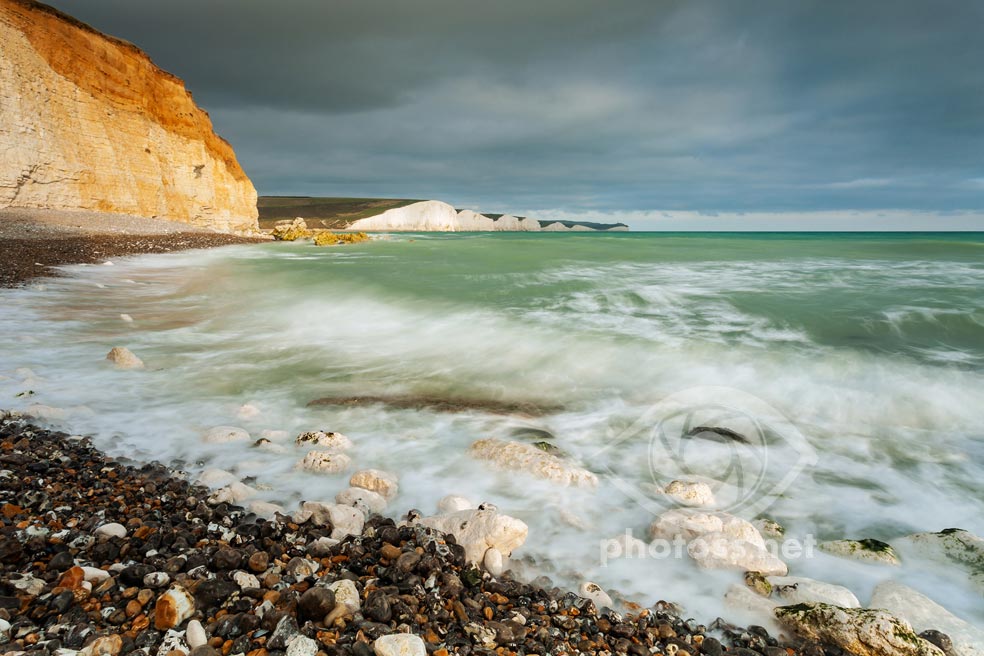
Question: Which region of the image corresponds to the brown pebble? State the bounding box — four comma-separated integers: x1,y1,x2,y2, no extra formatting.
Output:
125,600,142,618
263,573,280,588
137,589,154,606
380,543,401,561
248,551,269,573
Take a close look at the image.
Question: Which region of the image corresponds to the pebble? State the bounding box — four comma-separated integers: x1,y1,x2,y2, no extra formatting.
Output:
373,634,427,656
287,634,319,656
298,586,336,622
94,522,127,540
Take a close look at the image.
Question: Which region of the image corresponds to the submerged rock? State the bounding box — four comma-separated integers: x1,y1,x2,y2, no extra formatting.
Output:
437,494,474,513
336,486,387,515
105,346,144,369
767,576,860,608
819,539,901,566
297,450,352,474
350,468,399,500
775,603,944,656
662,480,716,507
295,430,353,450
870,581,984,656
469,438,598,487
894,528,984,590
202,425,250,444
688,532,787,576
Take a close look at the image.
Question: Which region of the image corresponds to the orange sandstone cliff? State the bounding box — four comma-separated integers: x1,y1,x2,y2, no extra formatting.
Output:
0,0,258,232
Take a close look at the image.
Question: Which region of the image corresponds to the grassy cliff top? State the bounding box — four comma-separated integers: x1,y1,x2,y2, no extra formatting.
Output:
257,196,420,229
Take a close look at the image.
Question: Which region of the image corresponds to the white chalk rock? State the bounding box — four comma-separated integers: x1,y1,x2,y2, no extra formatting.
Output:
287,635,318,656
894,528,984,590
775,604,945,656
237,404,262,421
155,585,195,630
688,532,787,576
348,200,461,231
207,481,257,505
197,468,237,487
253,438,289,454
870,580,984,656
81,566,110,583
649,509,765,548
106,346,144,369
335,486,387,515
120,313,134,323
483,547,505,577
260,429,291,441
185,619,207,648
350,469,399,500
202,426,250,444
295,430,353,451
469,438,598,487
819,539,901,566
438,495,474,514
325,579,361,624
724,584,781,632
156,630,188,656
24,404,66,421
768,576,860,608
232,570,260,589
298,450,352,474
663,480,716,507
249,500,286,518
294,501,365,539
94,522,126,541
373,634,427,656
579,581,614,609
419,507,528,565
456,209,496,231
754,517,786,539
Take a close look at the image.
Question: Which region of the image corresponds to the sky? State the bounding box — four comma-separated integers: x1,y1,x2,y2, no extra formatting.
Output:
47,1,984,229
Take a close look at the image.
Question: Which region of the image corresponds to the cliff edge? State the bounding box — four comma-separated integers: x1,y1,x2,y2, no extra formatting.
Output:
0,0,258,233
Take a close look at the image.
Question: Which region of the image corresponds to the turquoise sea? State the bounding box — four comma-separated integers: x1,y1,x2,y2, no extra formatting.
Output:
2,232,982,623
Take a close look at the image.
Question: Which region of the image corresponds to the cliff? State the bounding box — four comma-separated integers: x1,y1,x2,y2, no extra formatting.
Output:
346,200,627,232
0,0,258,233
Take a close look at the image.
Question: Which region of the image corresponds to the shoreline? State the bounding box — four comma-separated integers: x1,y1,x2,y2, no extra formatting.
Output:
0,413,816,656
0,208,265,288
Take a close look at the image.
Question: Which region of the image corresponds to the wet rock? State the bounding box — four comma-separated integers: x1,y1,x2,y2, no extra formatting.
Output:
201,426,250,444
819,539,901,566
469,438,598,487
775,603,944,656
297,450,352,474
688,533,787,576
106,347,144,369
349,469,400,500
870,580,984,656
81,634,123,656
336,486,387,515
767,576,859,608
419,507,528,565
295,430,353,450
437,494,474,513
662,480,716,507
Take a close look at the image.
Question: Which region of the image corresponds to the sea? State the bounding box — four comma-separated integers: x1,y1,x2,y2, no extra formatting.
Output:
2,232,982,626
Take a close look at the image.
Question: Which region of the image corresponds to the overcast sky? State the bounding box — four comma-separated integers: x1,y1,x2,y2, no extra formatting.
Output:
48,1,984,229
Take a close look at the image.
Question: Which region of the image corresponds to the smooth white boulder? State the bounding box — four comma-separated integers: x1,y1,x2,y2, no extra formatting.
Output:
297,450,351,474
249,500,286,518
649,509,765,548
775,604,945,656
24,404,66,421
350,469,399,500
419,507,528,565
894,528,984,590
202,426,250,444
185,620,207,648
483,547,505,577
437,494,474,513
335,486,387,515
819,539,901,566
260,429,290,441
870,580,984,656
688,532,787,576
106,346,144,369
295,430,353,451
725,583,779,618
768,576,860,608
469,438,598,487
253,438,289,454
373,633,426,656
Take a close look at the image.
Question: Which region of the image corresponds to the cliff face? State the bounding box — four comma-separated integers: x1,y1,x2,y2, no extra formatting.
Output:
347,201,545,232
0,0,258,232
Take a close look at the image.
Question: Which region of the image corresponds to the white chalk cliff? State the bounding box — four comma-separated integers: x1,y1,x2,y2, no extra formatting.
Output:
346,200,624,232
0,0,258,233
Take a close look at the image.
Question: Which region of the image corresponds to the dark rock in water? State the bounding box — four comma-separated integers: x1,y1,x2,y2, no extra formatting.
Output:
684,425,749,444
307,394,562,416
297,587,335,622
919,630,953,654
701,637,724,656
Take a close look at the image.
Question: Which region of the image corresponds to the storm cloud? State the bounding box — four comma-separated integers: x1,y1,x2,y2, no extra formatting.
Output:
45,0,984,225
